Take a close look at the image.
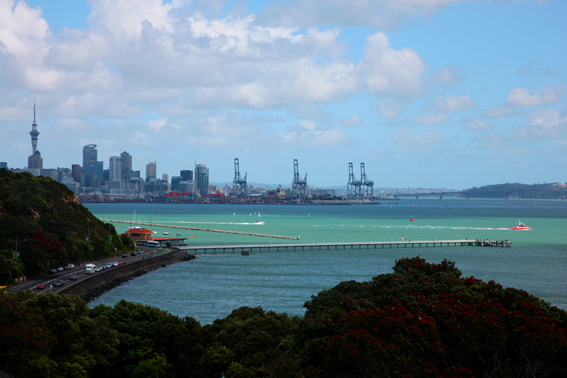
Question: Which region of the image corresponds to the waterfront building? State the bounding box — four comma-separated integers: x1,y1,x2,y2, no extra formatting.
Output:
171,176,182,191
180,169,193,181
83,144,103,187
146,161,157,179
109,156,121,181
195,164,209,196
120,151,132,180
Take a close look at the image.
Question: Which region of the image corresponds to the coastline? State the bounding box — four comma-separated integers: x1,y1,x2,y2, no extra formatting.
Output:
59,249,195,302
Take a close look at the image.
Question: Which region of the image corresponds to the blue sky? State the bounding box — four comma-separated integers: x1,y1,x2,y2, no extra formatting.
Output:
0,0,565,189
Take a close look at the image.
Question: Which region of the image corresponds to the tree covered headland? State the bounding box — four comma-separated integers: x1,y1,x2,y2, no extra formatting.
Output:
462,182,567,199
0,169,129,284
2,257,566,378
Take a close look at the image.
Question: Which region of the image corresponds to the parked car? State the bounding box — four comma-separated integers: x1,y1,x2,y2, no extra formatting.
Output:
36,284,45,290
48,269,58,274
131,251,138,256
121,254,128,258
53,279,64,287
69,275,78,280
95,267,103,272
105,263,114,269
67,263,75,269
57,267,64,272
114,261,120,267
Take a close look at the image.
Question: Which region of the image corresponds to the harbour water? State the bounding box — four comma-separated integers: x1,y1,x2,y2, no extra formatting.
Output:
86,199,567,324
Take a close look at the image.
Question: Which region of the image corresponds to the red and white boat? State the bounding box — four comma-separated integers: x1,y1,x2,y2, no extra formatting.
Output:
509,221,532,230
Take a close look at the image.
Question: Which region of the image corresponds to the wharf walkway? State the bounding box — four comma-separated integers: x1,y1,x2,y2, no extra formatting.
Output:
181,239,511,254
103,219,300,240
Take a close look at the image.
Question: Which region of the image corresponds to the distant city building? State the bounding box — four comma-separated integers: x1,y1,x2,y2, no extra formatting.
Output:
109,156,121,181
71,164,83,183
27,103,43,171
120,151,132,180
180,169,193,181
146,161,157,179
83,144,103,187
0,162,7,169
171,176,182,191
195,164,209,196
179,180,196,195
162,173,169,183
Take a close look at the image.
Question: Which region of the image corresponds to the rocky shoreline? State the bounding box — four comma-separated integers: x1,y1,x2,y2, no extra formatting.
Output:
59,249,195,302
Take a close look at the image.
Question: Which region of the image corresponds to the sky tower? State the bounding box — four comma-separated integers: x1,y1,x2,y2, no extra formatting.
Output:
27,100,43,170
30,100,40,154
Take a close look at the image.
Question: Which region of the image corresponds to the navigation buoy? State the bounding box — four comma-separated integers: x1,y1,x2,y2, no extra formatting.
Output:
410,216,413,222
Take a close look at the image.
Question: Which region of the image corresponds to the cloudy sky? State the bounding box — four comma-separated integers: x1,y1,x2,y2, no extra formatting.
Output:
0,0,565,189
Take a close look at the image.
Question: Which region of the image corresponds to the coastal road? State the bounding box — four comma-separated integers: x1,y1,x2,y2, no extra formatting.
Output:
7,247,167,295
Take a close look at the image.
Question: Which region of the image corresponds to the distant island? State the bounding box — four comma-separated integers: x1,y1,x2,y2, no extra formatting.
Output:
461,182,567,200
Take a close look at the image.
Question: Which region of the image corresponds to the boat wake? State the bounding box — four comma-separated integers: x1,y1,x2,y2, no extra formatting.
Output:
172,221,265,226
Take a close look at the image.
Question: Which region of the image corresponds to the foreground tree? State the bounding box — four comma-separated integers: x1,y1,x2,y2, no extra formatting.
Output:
294,257,567,377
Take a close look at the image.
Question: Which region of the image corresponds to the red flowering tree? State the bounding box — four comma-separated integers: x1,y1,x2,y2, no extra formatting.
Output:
294,257,567,377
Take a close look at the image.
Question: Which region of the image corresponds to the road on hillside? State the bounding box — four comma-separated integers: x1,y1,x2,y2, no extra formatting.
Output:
7,247,167,295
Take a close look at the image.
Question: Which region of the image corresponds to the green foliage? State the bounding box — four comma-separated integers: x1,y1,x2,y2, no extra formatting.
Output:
0,169,127,277
1,257,566,377
462,182,567,199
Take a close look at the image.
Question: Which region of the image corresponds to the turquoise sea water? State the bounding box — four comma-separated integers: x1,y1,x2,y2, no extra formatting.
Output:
86,199,567,324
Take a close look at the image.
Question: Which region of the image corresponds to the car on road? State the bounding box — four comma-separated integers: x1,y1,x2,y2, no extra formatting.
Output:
36,284,45,290
57,267,64,272
105,263,114,269
69,275,78,280
48,268,58,274
114,261,120,267
68,263,75,268
121,254,128,258
95,267,103,272
53,279,64,287
131,251,138,256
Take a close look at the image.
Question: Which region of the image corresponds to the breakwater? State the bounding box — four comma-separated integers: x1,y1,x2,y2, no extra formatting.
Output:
102,218,301,240
59,249,194,302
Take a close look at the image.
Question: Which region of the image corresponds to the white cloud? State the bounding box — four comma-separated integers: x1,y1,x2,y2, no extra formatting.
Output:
506,85,564,107
415,113,450,125
378,98,404,119
277,119,353,147
391,127,444,145
257,0,465,29
482,105,515,118
477,132,511,150
358,32,425,98
340,115,362,127
514,108,567,141
426,66,464,86
147,117,168,131
428,94,476,113
463,118,493,131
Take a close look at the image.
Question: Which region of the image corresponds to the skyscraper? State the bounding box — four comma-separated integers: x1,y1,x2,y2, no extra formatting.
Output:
195,164,209,196
109,156,121,181
83,144,103,187
120,151,132,180
27,102,43,170
180,169,193,181
146,161,157,179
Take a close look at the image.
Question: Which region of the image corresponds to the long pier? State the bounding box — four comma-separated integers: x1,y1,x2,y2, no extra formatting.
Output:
180,239,511,254
103,219,300,240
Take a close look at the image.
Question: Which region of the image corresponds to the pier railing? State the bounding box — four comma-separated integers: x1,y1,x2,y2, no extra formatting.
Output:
180,239,511,254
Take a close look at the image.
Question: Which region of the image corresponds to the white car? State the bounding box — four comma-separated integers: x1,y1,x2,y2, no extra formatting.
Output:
95,267,103,272
67,264,75,269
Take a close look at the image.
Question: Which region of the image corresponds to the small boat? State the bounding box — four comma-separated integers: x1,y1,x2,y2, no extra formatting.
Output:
509,221,532,230
163,232,169,235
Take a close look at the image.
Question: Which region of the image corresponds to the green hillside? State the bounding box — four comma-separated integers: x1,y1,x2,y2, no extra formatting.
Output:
0,169,128,284
462,182,567,199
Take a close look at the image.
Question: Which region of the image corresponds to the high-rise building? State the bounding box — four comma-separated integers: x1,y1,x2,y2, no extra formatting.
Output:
27,102,43,170
83,144,103,187
109,156,121,181
146,161,157,179
120,151,132,180
162,173,169,183
180,170,193,181
195,164,209,196
0,162,8,169
83,144,98,168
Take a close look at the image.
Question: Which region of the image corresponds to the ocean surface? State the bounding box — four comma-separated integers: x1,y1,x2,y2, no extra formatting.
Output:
86,199,567,324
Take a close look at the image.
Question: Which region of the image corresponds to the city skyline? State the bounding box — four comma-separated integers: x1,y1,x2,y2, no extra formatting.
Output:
0,0,565,189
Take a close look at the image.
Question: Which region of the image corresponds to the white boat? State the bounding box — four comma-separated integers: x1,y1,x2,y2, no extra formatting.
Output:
163,232,170,235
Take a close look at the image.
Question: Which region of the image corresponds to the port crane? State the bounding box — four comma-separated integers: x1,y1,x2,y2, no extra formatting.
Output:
292,159,308,201
232,158,247,200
